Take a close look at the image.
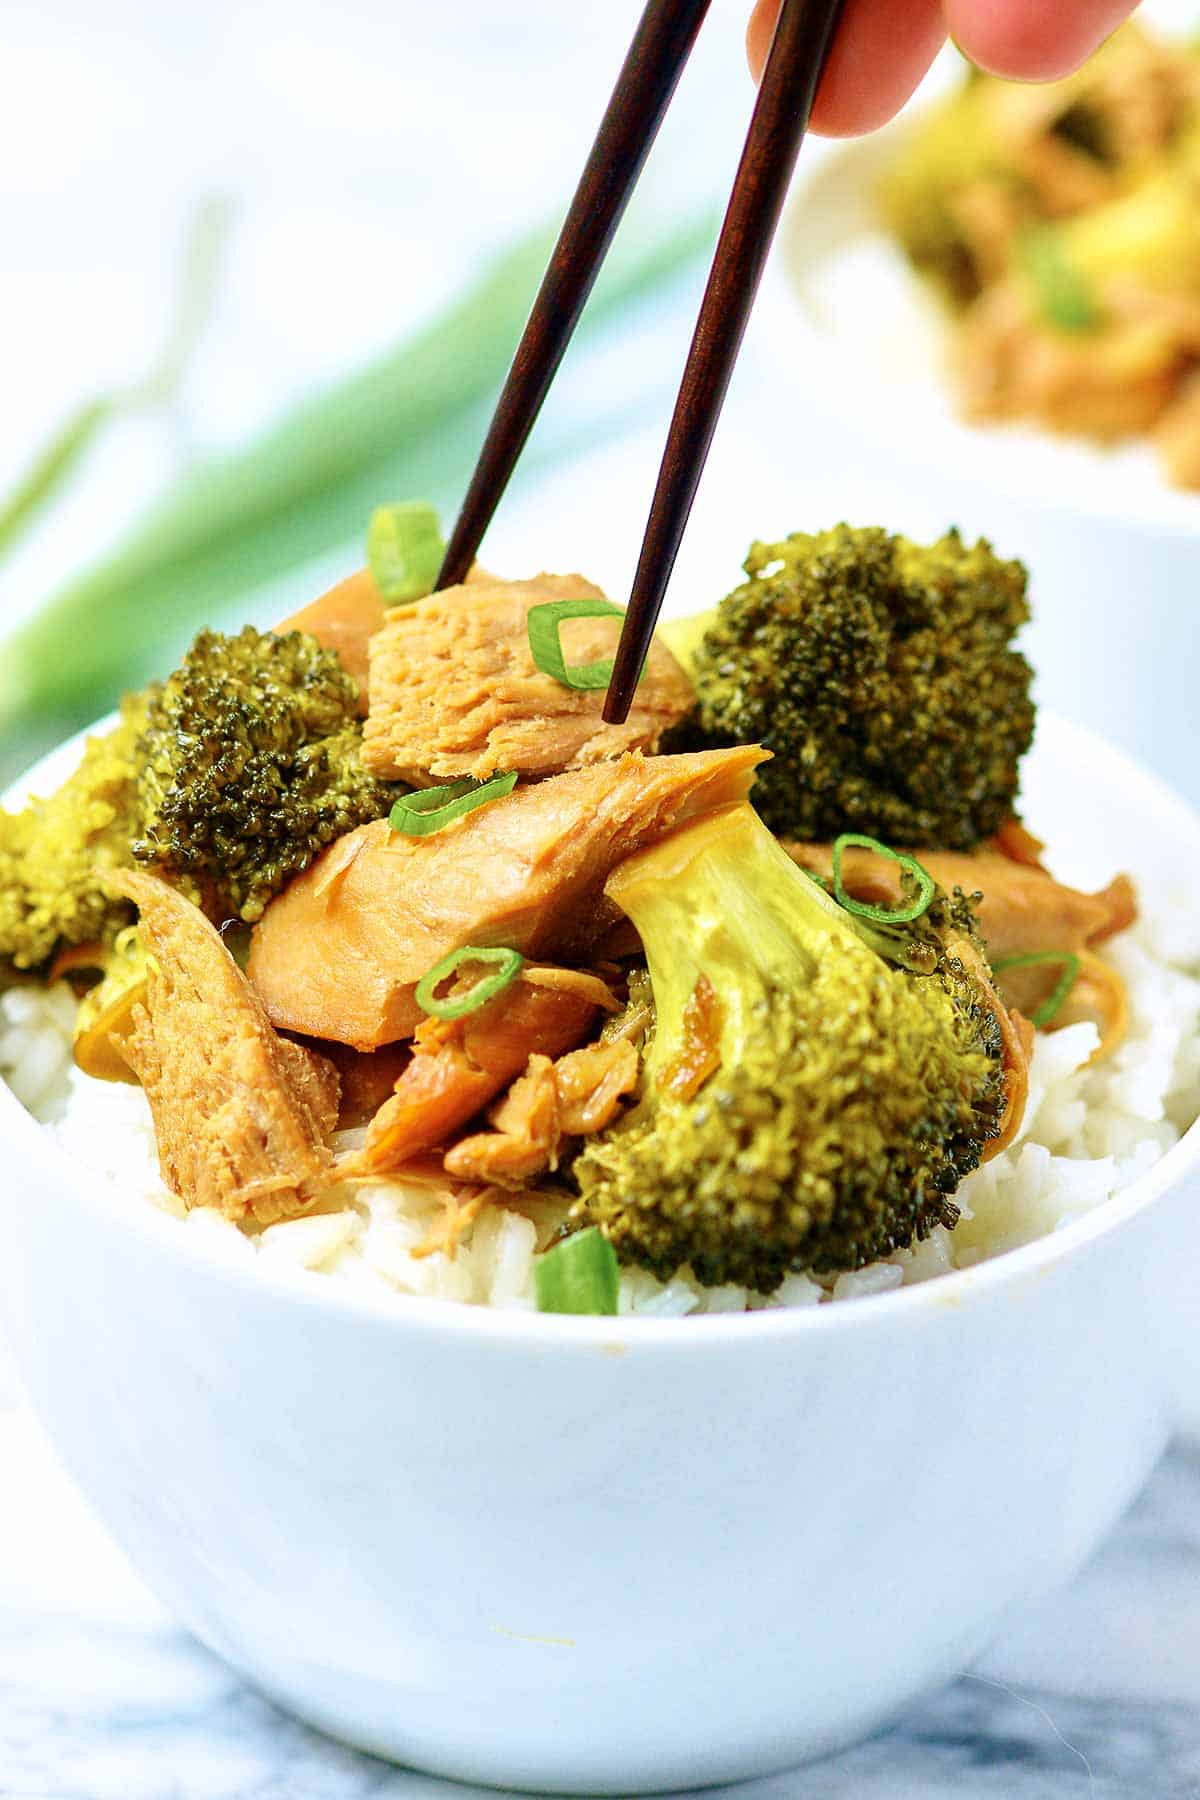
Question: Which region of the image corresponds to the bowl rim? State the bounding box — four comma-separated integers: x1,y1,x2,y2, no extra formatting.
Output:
3,709,1199,1351
758,85,1200,542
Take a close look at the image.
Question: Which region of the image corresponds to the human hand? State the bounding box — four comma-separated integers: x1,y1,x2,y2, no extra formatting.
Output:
747,0,1142,135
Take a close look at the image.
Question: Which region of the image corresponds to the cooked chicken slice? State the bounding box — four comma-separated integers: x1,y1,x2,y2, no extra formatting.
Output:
339,974,605,1176
275,568,387,709
248,745,765,1049
443,1037,639,1187
785,842,1136,962
988,818,1048,869
361,572,695,784
786,838,1129,1075
990,947,1129,1064
103,870,339,1225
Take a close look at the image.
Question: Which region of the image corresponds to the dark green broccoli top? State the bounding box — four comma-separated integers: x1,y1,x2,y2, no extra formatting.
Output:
132,625,400,923
674,524,1034,850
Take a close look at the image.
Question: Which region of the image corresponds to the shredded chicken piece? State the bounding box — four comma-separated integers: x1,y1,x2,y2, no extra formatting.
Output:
410,1186,490,1261
338,976,601,1176
443,1056,562,1185
518,965,620,1012
443,1037,639,1187
553,1037,640,1134
659,976,723,1100
248,745,766,1049
102,869,339,1225
361,572,695,783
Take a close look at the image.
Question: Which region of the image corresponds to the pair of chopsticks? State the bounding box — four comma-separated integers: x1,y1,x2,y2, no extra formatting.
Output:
437,0,847,723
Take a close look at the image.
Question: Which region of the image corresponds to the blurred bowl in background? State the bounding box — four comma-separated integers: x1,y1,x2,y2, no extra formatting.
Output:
758,103,1200,810
1,713,1199,1789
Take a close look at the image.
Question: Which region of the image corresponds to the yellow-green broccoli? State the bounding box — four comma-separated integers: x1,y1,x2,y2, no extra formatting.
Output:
0,696,147,972
573,804,1006,1291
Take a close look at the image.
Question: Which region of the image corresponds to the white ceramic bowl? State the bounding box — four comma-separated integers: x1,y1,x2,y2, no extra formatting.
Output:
757,6,1200,806
2,713,1199,1793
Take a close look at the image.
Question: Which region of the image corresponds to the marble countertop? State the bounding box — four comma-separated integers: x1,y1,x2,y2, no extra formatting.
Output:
2,1361,1198,1799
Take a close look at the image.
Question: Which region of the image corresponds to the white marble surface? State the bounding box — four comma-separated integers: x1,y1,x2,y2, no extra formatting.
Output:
2,1315,1198,1800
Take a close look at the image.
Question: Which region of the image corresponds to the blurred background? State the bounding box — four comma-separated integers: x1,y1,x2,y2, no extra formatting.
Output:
0,0,819,781
2,0,1197,795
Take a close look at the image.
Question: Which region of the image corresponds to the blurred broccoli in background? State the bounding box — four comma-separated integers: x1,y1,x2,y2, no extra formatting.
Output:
878,24,1200,312
573,803,1007,1291
133,626,401,923
664,524,1034,850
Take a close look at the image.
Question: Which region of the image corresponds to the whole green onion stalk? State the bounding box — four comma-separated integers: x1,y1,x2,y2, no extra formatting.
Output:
0,197,233,563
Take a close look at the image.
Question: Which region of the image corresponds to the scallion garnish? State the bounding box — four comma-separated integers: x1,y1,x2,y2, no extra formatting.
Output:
527,597,626,691
1019,229,1101,334
389,770,518,838
831,834,936,926
367,501,445,603
992,950,1082,1028
414,945,524,1020
535,1227,620,1316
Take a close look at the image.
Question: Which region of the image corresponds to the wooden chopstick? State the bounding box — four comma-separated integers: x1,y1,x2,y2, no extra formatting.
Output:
437,0,713,593
603,0,847,722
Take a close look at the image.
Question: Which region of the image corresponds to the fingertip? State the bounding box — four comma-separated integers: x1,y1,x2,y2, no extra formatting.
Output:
748,0,944,137
808,0,946,137
746,0,777,82
944,0,1138,82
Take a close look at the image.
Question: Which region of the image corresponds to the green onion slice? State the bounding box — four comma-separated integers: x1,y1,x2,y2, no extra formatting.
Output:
367,500,445,603
1019,229,1101,334
992,950,1082,1029
535,1227,620,1316
414,945,524,1021
527,597,626,691
389,771,518,838
831,834,936,926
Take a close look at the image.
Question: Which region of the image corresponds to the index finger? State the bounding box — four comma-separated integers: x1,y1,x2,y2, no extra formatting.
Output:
748,0,947,135
943,0,1140,80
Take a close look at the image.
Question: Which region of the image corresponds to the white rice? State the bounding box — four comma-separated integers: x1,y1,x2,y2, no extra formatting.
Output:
3,909,1199,1317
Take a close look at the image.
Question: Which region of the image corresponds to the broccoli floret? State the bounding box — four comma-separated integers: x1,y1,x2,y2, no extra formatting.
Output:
665,525,1034,850
0,696,147,972
132,625,400,922
573,803,1006,1292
